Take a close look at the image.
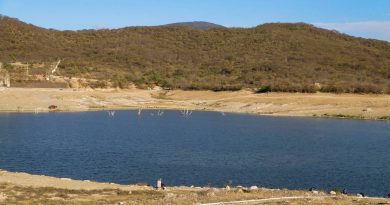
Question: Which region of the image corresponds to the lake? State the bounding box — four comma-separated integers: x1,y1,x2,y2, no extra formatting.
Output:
0,110,389,196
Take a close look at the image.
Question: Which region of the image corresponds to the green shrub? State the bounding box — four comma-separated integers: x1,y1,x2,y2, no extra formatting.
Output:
256,85,272,93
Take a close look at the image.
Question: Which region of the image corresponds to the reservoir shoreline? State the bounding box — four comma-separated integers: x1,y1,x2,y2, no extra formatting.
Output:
0,169,389,204
0,88,389,121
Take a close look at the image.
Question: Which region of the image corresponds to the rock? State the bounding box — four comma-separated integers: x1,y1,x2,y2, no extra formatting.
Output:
330,191,337,195
362,108,373,112
235,186,244,193
358,192,366,197
153,86,162,91
243,188,251,193
69,80,80,89
357,193,363,198
127,83,136,90
249,186,258,191
0,193,7,202
312,190,319,194
212,188,220,192
225,185,230,190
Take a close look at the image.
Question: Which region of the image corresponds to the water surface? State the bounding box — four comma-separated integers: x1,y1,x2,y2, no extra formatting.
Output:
0,110,389,196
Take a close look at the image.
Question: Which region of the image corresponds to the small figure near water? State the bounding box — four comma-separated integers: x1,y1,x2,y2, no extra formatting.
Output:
156,178,165,190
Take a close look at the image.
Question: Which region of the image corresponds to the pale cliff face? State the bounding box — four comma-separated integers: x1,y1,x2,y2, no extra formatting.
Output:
0,66,10,87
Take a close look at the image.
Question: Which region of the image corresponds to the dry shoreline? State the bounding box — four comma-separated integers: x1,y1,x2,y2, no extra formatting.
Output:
1,169,390,204
0,88,389,120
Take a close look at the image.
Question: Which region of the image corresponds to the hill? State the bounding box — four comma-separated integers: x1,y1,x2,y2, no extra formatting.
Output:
163,21,225,30
0,15,389,93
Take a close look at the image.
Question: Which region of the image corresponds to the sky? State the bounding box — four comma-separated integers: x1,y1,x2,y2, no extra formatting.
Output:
1,0,390,41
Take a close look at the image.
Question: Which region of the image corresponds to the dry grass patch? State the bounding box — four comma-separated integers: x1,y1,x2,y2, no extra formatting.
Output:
1,183,390,205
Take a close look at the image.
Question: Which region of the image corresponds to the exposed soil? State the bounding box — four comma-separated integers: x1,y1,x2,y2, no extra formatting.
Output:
0,88,389,120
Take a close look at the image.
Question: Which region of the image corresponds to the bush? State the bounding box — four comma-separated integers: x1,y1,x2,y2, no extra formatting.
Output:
255,85,271,93
89,80,108,89
353,84,383,94
3,63,14,71
320,85,344,93
112,76,129,89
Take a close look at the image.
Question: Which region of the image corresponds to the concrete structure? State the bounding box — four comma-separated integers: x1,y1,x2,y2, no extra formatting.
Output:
0,63,11,87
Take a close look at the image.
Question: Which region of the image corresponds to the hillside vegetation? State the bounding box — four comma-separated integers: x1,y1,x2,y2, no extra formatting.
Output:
1,15,390,93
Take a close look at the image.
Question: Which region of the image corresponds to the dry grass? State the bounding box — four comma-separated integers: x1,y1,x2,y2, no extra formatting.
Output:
1,183,390,205
0,183,164,205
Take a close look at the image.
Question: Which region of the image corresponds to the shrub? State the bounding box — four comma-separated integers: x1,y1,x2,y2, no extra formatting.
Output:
256,85,272,93
89,80,108,89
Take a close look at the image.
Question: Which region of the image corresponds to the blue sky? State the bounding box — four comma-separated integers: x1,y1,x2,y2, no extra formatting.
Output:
1,0,390,41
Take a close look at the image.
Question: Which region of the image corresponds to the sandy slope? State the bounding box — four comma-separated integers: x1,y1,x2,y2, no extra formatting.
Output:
0,170,148,191
0,88,389,120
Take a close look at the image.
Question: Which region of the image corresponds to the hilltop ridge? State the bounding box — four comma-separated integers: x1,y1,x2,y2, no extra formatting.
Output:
162,21,225,29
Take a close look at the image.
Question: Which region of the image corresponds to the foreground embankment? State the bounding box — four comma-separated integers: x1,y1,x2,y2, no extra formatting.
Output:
0,170,389,205
0,88,389,120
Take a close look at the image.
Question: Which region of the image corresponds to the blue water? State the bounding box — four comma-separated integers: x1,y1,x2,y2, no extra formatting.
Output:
0,110,389,196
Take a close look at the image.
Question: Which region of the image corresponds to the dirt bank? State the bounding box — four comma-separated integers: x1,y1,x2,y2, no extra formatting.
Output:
0,170,389,204
0,88,389,120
